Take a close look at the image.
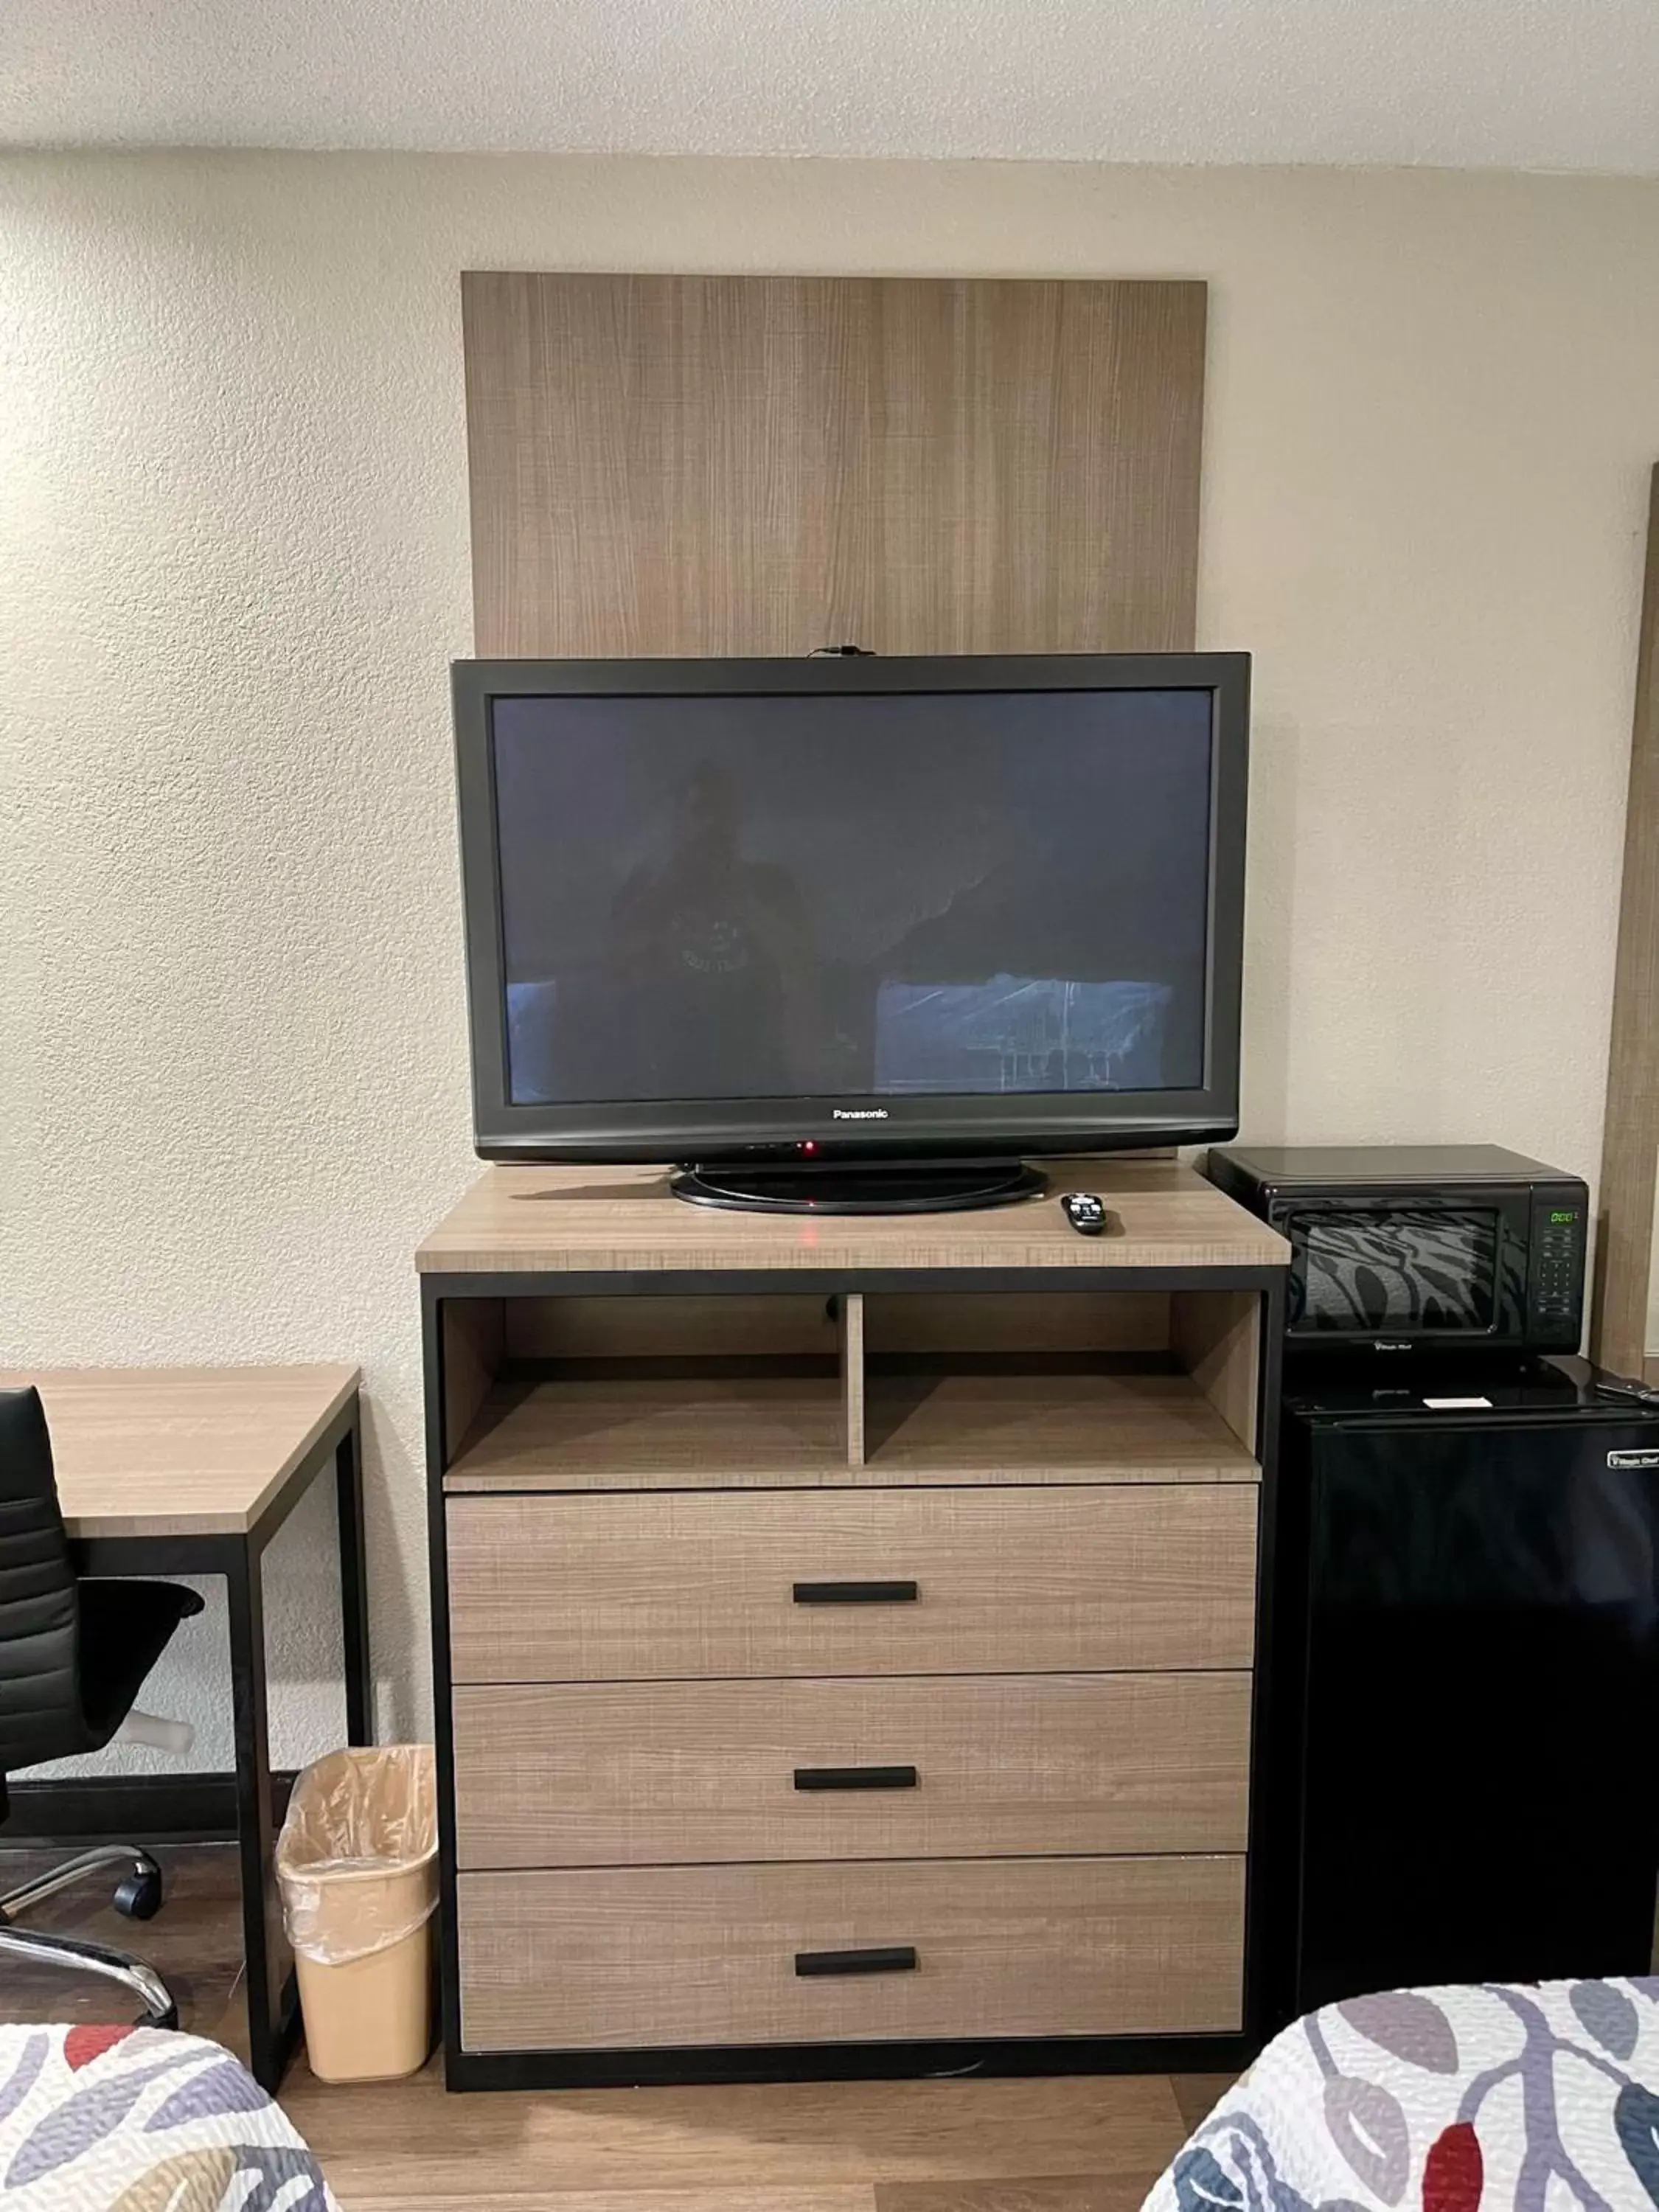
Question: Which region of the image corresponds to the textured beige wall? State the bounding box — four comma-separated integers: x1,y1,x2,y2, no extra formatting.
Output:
4,154,1658,1765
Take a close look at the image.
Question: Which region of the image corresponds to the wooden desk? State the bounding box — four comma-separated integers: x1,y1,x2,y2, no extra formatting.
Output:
0,1364,371,2090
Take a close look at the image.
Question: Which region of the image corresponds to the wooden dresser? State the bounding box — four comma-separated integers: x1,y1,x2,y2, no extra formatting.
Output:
419,1162,1288,2089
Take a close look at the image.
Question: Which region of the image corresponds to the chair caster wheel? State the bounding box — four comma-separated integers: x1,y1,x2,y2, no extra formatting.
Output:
114,1868,162,1922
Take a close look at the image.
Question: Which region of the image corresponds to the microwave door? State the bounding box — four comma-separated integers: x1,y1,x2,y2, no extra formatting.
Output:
1285,1203,1515,1343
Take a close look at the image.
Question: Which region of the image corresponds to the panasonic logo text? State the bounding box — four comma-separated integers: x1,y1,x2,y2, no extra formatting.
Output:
831,1108,890,1121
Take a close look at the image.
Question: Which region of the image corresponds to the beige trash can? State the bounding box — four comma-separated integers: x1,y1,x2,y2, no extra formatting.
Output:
276,1745,437,2084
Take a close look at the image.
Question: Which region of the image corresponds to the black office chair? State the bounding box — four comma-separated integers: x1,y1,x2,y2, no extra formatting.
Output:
0,1386,204,2028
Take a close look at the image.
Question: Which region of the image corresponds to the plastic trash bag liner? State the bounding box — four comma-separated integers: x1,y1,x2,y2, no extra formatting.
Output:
276,1745,437,1966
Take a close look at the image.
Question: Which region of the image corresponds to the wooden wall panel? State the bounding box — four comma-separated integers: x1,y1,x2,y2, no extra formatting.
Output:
462,274,1206,658
1593,466,1659,1375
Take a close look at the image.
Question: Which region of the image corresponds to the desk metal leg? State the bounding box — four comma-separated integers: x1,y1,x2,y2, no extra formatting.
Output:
336,1408,372,1747
226,1539,299,2093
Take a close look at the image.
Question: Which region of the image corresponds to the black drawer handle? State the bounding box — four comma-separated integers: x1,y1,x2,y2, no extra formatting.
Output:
792,1579,919,1604
794,1944,918,1978
793,1765,919,1792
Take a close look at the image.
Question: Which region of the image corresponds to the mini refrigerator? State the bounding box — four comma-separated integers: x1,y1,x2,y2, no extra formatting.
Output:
1277,1355,1659,2016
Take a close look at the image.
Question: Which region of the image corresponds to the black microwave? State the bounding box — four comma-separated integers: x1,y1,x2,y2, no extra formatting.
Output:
1206,1144,1587,1353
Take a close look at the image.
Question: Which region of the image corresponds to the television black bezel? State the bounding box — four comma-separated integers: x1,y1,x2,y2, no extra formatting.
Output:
452,653,1250,1166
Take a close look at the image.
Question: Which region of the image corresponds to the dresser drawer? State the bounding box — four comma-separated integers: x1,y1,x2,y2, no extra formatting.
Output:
446,1485,1257,1683
453,1671,1251,1868
456,1855,1245,2051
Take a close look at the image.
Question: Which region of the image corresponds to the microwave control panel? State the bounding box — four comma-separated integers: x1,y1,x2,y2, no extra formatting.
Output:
1528,1196,1587,1338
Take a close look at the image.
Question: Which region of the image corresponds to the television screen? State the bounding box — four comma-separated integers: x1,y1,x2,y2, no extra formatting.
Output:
453,654,1249,1170
490,689,1214,1109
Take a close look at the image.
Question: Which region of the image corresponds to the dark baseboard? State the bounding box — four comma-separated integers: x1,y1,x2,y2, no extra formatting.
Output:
0,1772,296,1846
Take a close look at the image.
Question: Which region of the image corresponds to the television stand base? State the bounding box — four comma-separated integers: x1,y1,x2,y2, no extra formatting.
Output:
669,1160,1046,1215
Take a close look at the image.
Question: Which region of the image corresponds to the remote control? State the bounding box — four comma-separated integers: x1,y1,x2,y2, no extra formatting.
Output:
1061,1192,1110,1236
1593,1376,1659,1407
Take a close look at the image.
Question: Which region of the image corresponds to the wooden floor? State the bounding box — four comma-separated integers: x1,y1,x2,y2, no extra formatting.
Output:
0,1843,1231,2212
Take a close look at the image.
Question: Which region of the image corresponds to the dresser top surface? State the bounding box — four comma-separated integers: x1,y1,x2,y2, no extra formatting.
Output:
416,1161,1290,1276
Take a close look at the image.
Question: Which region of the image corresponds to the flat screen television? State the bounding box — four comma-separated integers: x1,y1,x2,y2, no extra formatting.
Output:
452,653,1250,1212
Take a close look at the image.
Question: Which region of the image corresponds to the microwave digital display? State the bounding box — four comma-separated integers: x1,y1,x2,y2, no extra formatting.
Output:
1290,1207,1500,1333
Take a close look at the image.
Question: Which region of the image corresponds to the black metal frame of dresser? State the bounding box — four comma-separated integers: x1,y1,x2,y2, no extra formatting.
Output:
422,1263,1286,2092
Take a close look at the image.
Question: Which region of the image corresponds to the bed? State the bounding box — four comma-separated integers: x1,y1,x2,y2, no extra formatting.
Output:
0,2024,338,2210
1147,1978,1659,2212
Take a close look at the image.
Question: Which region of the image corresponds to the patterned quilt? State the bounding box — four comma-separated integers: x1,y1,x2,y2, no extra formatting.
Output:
1146,1980,1659,2212
0,2025,338,2210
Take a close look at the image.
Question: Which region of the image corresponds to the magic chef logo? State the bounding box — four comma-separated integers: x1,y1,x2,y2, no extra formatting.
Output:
1608,1448,1659,1470
832,1107,890,1121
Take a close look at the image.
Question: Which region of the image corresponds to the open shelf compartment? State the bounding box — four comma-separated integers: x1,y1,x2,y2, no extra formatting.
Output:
439,1284,1263,1492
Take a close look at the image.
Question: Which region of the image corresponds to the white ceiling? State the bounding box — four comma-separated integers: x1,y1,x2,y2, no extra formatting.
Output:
7,0,1659,173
